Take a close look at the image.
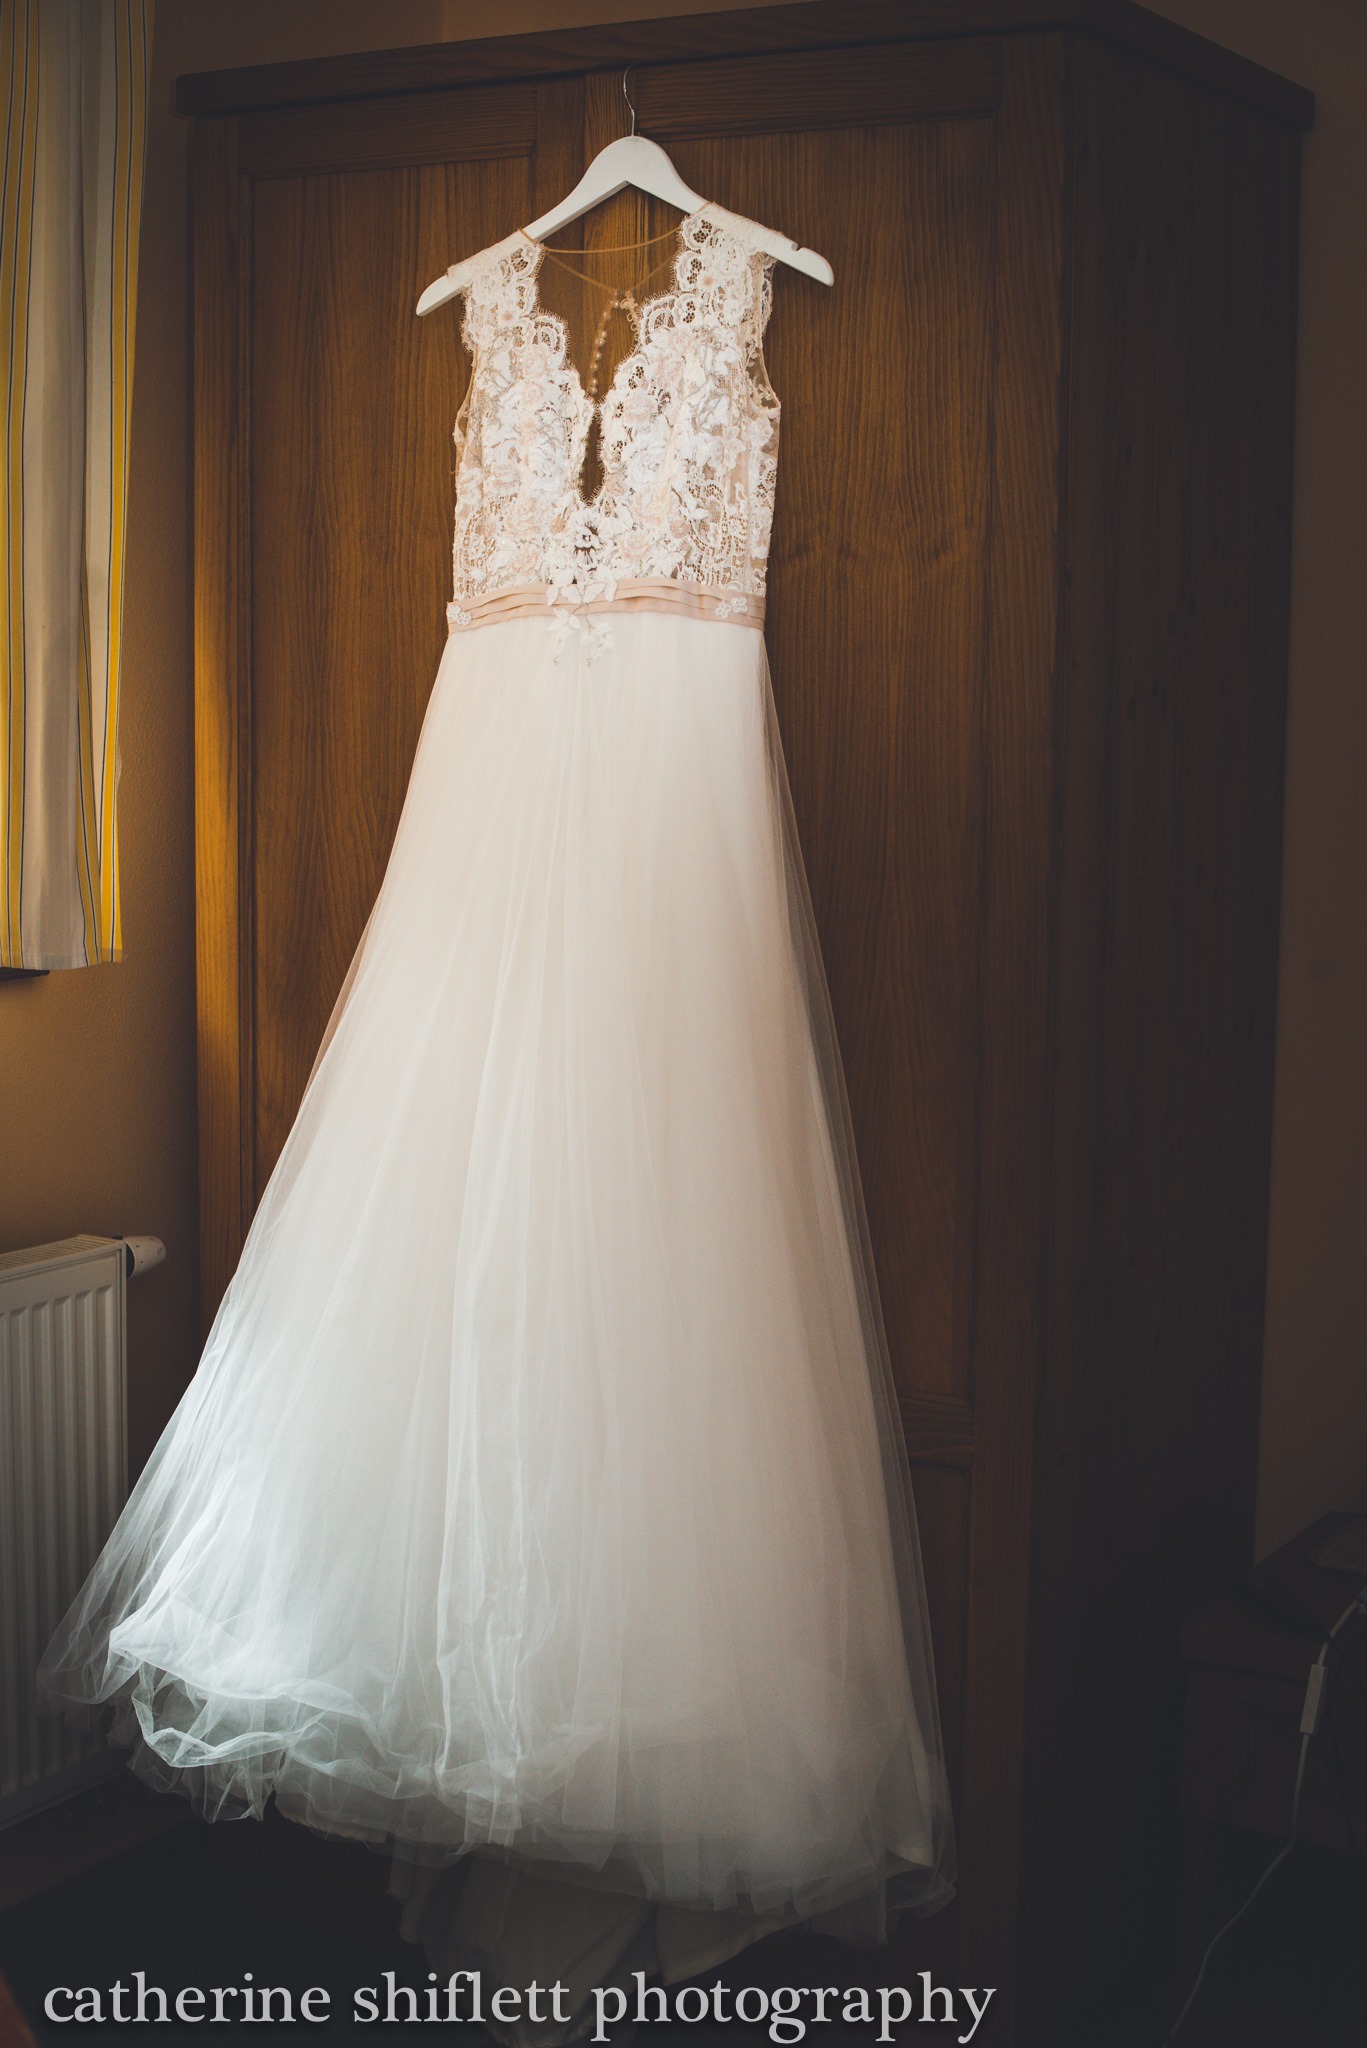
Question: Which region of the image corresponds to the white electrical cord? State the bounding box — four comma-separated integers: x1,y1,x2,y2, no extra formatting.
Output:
1163,1591,1365,2045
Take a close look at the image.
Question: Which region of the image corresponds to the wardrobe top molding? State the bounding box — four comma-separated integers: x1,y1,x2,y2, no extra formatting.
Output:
172,0,1314,131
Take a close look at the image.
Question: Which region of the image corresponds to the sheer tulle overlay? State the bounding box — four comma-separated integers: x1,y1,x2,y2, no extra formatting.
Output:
39,610,954,1934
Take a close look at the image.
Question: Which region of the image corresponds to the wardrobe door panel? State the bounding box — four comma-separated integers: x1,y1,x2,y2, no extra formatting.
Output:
616,48,1002,1422
196,82,581,1277
248,153,522,1203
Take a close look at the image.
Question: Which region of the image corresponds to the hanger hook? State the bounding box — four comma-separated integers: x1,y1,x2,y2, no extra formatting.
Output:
622,65,637,138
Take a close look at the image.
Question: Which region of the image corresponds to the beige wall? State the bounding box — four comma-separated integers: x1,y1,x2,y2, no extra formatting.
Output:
2,0,1361,1546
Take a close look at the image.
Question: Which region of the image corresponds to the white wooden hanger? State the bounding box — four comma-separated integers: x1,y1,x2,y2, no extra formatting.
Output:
417,70,832,316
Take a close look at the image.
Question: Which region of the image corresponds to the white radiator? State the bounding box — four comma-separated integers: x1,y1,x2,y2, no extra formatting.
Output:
0,1235,129,1827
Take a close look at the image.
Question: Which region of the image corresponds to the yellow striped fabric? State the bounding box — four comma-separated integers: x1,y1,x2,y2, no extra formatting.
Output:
0,0,152,970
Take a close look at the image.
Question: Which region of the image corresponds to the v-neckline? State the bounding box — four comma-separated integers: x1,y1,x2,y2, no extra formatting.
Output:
516,201,715,431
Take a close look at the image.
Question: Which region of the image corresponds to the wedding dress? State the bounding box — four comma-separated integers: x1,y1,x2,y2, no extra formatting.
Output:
39,200,955,2027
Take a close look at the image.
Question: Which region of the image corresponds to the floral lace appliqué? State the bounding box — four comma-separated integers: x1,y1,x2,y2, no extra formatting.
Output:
445,204,780,655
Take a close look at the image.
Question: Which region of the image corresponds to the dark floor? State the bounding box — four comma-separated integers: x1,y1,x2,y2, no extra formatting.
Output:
1091,1827,1367,2048
1,1793,1364,2045
0,1796,959,2047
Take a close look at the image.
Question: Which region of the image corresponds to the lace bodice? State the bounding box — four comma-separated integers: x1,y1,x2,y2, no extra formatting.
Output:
443,203,780,643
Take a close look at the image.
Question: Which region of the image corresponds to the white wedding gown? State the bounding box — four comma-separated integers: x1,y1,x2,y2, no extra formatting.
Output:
40,201,955,2035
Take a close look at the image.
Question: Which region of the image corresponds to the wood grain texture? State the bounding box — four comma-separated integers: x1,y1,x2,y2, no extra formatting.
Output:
901,1393,977,1468
238,83,537,179
173,1,1313,131
248,146,529,1198
630,39,1003,140
1016,37,1302,2034
685,105,998,1417
952,38,1071,2023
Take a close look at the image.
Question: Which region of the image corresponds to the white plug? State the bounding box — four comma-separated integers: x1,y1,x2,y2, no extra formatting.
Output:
1299,1657,1327,1737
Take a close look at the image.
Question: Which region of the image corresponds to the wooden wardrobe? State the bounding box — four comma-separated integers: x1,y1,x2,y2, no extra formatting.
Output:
181,4,1311,2038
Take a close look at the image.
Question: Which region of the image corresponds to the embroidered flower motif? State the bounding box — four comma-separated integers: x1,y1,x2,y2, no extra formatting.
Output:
547,608,615,666
447,209,779,642
583,619,614,663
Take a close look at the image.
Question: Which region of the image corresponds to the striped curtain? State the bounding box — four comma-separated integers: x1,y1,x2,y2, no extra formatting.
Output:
1,0,152,970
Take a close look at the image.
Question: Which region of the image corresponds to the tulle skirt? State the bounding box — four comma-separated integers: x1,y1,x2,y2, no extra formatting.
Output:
38,608,955,1938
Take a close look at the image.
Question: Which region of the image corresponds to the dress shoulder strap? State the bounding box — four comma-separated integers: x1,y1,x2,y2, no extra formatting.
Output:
441,232,538,354
677,204,778,361
692,201,776,256
440,231,524,299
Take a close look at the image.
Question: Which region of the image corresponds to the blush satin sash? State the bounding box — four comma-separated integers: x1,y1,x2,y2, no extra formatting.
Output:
447,578,765,634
